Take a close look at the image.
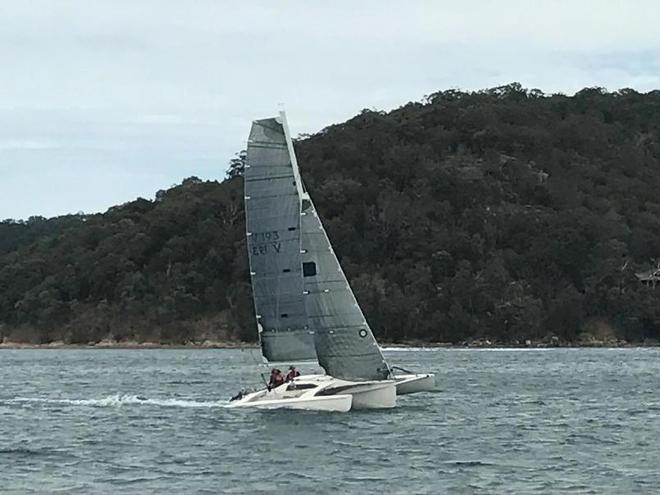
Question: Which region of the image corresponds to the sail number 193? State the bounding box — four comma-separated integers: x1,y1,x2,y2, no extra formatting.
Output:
251,230,281,256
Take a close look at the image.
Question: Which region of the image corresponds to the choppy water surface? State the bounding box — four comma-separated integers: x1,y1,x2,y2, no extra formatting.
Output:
1,348,659,494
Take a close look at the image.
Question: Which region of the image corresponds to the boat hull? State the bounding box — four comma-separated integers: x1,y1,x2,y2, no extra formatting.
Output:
228,375,396,411
338,380,396,409
229,391,352,412
394,373,436,394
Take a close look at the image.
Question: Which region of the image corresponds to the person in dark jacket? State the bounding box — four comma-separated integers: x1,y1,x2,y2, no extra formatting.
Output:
268,368,285,390
285,366,301,382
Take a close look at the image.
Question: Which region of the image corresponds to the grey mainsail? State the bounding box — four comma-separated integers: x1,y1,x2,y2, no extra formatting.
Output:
300,195,390,381
244,116,315,361
245,112,391,380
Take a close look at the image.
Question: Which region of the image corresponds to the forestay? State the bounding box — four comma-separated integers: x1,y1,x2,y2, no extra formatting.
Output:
244,117,315,361
300,195,390,381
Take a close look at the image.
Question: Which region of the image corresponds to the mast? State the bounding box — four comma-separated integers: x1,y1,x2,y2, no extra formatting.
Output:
279,111,305,201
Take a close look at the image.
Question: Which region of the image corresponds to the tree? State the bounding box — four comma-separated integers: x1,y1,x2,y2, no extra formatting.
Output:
3,84,660,344
226,150,247,179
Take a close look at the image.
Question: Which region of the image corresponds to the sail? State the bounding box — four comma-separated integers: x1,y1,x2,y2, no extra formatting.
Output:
244,116,315,361
300,196,390,381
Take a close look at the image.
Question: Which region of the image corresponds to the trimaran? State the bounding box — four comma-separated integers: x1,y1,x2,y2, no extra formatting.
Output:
229,112,435,412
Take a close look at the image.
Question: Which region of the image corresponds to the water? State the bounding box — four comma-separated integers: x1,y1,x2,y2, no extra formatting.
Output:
1,348,659,494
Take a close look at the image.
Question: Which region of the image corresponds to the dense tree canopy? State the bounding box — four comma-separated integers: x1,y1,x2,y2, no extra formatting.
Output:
2,83,660,344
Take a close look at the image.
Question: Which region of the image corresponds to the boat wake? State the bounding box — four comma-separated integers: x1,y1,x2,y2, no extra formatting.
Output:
6,394,229,409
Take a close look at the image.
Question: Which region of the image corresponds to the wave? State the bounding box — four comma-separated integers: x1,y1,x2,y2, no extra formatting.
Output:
0,447,70,458
382,346,561,352
452,347,556,352
6,394,229,409
381,347,441,352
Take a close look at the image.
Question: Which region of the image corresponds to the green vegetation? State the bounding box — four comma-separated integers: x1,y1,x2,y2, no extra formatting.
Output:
2,83,660,345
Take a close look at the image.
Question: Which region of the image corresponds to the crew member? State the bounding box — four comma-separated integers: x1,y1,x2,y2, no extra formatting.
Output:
285,365,301,382
268,368,285,390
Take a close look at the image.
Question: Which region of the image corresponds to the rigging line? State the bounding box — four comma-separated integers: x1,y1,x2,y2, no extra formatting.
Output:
390,365,417,375
242,340,270,388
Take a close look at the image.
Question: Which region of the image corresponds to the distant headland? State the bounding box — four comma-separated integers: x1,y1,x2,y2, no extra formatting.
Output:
2,84,660,347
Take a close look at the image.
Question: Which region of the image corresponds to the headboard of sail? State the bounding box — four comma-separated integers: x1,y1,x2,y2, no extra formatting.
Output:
244,117,316,362
301,197,390,381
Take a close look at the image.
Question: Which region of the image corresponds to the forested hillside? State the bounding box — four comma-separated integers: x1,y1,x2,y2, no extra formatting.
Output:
2,83,660,345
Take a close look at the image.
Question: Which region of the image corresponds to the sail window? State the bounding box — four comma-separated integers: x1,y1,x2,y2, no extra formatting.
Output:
280,313,289,318
288,227,297,231
303,262,317,277
283,268,291,273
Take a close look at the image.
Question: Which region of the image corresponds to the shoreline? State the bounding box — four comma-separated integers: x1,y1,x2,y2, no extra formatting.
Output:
0,340,657,350
0,340,254,350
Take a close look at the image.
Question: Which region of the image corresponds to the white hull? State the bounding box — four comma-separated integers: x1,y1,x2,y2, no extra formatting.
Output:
305,375,397,409
230,391,352,412
347,381,396,409
394,373,436,394
229,375,396,411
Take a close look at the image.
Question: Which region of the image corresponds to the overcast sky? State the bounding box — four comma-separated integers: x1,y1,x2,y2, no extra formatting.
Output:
2,0,660,220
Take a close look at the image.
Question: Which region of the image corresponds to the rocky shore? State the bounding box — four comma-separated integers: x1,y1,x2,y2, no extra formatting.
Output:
0,339,253,350
1,337,657,350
